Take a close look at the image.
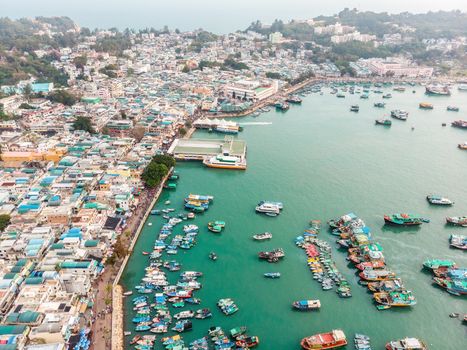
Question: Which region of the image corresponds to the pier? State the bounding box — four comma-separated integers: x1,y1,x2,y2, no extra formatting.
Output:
168,137,247,161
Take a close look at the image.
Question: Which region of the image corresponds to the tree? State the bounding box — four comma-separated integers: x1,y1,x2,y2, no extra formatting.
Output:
22,84,33,101
72,116,95,134
0,214,11,232
19,103,34,109
151,154,176,169
179,127,187,136
48,89,78,106
141,162,168,188
130,126,146,142
73,55,87,69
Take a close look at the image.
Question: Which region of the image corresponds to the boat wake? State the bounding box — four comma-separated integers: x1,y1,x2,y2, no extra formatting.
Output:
239,122,273,126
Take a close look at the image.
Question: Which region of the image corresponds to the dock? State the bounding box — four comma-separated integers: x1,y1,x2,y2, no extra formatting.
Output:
168,137,247,161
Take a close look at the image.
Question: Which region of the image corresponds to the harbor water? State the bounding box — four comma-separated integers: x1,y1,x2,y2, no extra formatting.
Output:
121,85,467,349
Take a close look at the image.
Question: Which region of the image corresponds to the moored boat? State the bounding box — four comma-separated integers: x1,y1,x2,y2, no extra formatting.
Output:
386,337,427,350
374,290,416,307
292,299,321,310
451,120,467,129
447,106,459,112
384,214,426,226
264,272,281,278
419,102,433,109
449,234,467,250
458,142,467,150
253,232,272,240
423,259,456,270
426,84,450,95
391,110,408,120
208,221,225,233
301,329,347,349
350,105,359,112
375,119,392,126
203,154,247,170
446,216,467,227
426,195,453,206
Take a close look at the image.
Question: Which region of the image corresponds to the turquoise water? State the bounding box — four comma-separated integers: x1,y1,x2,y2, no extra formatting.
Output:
122,85,467,349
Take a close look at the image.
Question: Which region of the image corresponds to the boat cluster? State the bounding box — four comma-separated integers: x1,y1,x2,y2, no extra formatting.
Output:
184,194,214,212
354,334,372,350
329,213,416,309
208,326,259,349
295,220,352,297
217,298,239,315
423,259,466,296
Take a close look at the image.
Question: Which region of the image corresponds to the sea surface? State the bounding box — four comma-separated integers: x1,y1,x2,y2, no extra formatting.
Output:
122,85,467,349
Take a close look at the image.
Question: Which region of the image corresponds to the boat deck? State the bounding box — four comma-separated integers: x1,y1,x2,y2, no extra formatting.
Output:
169,138,247,160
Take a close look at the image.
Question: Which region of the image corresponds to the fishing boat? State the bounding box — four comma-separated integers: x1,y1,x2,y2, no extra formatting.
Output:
446,216,467,226
336,93,345,98
217,298,239,315
292,299,321,310
264,272,281,278
174,310,194,320
236,335,260,348
423,259,456,270
419,102,433,109
374,290,416,307
433,277,467,296
447,106,459,112
301,329,347,349
375,119,392,126
451,120,467,129
209,252,218,260
258,248,285,263
354,334,372,350
393,87,406,92
356,261,386,270
253,232,272,240
367,279,405,292
123,291,133,296
360,94,369,99
426,195,453,206
374,102,386,108
391,110,408,120
275,101,290,111
426,84,450,95
359,269,396,281
382,93,392,99
195,308,212,319
230,326,247,338
384,214,426,226
386,338,428,350
150,209,161,215
286,95,303,104
458,142,467,150
208,221,225,233
203,154,247,170
350,105,359,112
171,319,192,333
449,234,467,250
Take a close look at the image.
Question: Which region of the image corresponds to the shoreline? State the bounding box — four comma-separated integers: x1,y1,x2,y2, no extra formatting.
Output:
204,76,455,119
109,169,174,350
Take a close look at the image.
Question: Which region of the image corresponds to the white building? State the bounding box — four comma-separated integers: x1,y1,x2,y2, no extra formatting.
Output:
269,32,283,44
225,80,279,101
359,58,433,77
331,32,376,44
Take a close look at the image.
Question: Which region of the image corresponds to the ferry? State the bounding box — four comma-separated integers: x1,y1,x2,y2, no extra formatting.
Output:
419,102,433,109
255,203,281,216
426,84,450,95
386,338,428,350
203,154,247,170
426,195,453,206
301,329,347,349
391,110,408,120
286,95,303,104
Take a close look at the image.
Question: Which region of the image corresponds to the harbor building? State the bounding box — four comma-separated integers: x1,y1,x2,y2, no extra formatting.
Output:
168,137,247,161
225,80,278,102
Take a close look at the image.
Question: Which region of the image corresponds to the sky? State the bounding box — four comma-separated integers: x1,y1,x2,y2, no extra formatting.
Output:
2,0,467,33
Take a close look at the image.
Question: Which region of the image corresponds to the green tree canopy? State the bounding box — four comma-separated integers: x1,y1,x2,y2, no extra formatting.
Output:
0,214,11,232
72,116,95,134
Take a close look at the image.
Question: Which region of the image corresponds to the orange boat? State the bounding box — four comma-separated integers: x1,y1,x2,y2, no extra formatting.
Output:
301,329,347,349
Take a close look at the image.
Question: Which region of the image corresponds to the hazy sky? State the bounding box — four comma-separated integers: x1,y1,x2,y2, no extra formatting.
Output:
3,0,467,33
